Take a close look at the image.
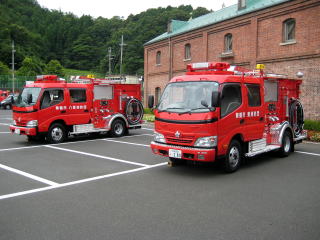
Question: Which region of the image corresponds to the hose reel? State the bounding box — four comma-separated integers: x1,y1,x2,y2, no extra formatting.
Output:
289,99,304,137
125,98,144,125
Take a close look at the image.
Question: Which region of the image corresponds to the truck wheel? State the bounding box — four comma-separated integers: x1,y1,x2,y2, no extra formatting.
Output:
224,140,242,173
110,119,125,137
5,104,11,110
277,130,292,157
47,123,67,144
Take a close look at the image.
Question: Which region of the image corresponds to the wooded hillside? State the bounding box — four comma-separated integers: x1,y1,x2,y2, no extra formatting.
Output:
0,0,210,76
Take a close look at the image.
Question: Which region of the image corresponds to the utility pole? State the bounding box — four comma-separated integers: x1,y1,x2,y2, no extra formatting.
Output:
11,40,16,93
119,35,127,75
106,47,114,76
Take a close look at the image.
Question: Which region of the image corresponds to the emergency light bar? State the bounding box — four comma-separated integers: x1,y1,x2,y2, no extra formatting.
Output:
36,75,58,81
187,62,230,72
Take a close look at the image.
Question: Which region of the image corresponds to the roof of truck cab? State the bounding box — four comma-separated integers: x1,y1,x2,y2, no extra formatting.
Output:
170,73,262,84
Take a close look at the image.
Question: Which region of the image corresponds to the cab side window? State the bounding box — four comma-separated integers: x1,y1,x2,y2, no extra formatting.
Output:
246,84,261,107
221,84,242,117
70,89,86,103
41,89,64,109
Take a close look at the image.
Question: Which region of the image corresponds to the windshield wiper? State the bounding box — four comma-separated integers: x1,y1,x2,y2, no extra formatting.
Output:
158,107,184,113
178,107,207,115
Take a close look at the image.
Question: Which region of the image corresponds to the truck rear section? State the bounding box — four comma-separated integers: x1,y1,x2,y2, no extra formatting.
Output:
10,75,144,143
149,62,306,172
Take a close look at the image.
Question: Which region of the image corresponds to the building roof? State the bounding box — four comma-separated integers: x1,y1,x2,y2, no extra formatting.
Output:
145,0,290,46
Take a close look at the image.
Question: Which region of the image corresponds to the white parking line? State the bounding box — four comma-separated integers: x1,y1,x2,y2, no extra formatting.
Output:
0,123,10,126
45,145,149,167
0,145,43,152
296,151,320,157
142,128,154,131
0,162,167,200
0,132,10,133
0,163,59,186
103,139,150,147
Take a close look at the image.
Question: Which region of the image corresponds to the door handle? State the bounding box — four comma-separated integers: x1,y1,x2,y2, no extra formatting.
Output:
84,109,89,112
240,119,245,124
259,117,264,121
61,110,66,114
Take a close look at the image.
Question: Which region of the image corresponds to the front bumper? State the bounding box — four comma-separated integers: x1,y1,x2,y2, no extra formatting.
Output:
9,125,37,136
150,141,216,162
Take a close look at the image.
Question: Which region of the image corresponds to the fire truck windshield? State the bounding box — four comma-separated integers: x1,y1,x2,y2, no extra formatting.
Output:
157,81,218,113
15,87,41,107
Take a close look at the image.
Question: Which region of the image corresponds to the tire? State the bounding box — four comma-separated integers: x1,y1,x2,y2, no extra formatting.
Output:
110,119,125,137
224,140,242,173
5,104,11,110
47,123,67,144
277,130,293,157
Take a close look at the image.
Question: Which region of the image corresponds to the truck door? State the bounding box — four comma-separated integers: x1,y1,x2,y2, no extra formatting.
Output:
38,88,66,132
67,88,91,125
217,83,245,156
242,84,264,140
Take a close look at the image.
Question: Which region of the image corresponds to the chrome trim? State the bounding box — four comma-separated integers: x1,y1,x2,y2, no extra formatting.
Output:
107,113,129,129
278,121,293,144
245,145,280,157
151,141,214,151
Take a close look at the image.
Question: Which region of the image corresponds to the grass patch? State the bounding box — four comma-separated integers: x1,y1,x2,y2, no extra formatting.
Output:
143,114,155,122
144,108,154,115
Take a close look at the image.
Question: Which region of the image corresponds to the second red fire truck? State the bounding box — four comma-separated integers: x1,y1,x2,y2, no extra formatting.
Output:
10,75,143,143
149,62,306,173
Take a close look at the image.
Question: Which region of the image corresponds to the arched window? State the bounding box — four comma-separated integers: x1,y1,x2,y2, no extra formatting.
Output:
156,51,161,65
184,43,191,60
155,87,161,105
224,33,233,53
283,18,296,42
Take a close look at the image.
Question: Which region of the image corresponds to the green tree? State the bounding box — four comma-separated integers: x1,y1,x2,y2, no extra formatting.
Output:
16,57,42,76
44,59,64,76
0,61,10,75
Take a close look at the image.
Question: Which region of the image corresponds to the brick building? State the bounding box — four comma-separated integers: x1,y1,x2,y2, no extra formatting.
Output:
144,0,320,120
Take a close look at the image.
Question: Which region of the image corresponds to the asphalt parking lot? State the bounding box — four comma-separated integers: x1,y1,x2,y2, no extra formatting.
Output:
0,110,320,240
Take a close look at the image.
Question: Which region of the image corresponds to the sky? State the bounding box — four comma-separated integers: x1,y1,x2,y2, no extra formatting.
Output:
36,0,238,19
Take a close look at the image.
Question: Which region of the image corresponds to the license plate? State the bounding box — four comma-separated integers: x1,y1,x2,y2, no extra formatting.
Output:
14,128,20,135
169,149,182,159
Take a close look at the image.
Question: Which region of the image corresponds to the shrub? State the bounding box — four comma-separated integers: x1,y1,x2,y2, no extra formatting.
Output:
144,108,154,115
304,119,320,131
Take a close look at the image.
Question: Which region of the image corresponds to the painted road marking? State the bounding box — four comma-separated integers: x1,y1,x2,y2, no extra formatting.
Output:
0,132,10,133
0,163,59,186
296,151,320,157
142,128,154,131
0,145,43,152
0,162,167,200
103,139,150,147
45,145,149,167
0,123,10,126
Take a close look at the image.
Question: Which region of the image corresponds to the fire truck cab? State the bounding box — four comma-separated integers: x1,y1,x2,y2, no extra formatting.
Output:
10,75,143,143
0,90,10,102
149,62,306,173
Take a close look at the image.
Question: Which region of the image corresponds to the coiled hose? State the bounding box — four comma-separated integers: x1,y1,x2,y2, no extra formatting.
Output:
125,98,144,125
289,99,304,137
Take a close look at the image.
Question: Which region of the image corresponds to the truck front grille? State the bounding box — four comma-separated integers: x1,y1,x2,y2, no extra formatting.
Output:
166,137,193,144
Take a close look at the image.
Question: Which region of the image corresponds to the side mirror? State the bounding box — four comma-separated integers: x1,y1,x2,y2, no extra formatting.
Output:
212,92,219,107
10,95,14,104
27,93,32,104
148,95,154,109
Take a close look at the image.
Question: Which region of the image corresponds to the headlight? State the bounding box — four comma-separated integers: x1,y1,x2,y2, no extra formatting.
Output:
1,101,4,105
26,120,38,127
12,120,16,125
154,132,166,143
194,136,217,148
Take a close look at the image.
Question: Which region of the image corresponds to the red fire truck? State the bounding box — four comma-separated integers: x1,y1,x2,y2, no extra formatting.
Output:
148,62,306,173
10,75,143,143
0,90,10,102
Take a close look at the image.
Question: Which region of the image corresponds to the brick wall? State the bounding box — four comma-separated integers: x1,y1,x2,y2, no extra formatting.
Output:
144,0,320,119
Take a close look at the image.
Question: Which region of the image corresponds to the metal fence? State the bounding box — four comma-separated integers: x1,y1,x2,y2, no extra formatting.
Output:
0,75,31,92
